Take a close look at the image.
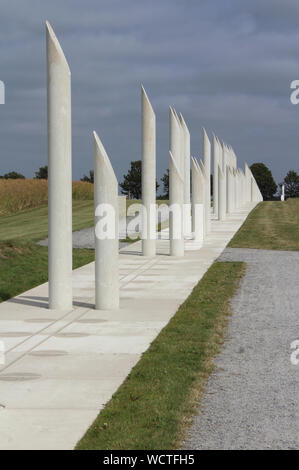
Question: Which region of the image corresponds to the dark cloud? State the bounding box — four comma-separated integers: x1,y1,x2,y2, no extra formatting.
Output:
0,0,298,186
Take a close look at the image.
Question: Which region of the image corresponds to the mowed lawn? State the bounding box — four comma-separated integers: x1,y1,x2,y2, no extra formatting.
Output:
0,198,167,302
0,200,94,242
229,198,299,251
0,201,96,302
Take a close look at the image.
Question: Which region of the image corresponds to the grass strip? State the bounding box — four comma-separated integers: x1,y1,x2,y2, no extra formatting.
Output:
229,199,299,251
0,241,94,303
76,260,245,450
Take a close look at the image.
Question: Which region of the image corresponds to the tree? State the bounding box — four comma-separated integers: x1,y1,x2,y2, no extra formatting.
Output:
80,170,94,183
283,170,299,198
160,169,169,199
120,160,159,199
35,165,48,179
250,163,277,200
0,171,25,179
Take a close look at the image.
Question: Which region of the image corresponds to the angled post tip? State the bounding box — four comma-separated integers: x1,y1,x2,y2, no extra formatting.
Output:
93,131,118,186
46,20,70,74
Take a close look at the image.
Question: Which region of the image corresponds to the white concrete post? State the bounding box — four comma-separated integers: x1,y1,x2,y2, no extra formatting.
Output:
221,141,228,214
281,184,285,201
191,157,204,243
199,159,210,237
180,113,191,235
212,134,218,218
244,163,251,203
218,164,226,221
227,168,233,214
94,131,119,310
202,128,211,233
233,168,237,210
46,21,72,311
169,151,184,256
170,107,181,170
141,86,156,257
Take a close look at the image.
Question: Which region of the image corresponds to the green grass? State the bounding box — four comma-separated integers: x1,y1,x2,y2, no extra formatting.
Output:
0,198,169,302
76,261,245,450
0,201,95,242
0,199,169,242
229,199,299,251
0,241,94,303
0,200,97,302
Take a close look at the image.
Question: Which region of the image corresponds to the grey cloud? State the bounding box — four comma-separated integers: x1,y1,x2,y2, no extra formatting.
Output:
0,0,298,185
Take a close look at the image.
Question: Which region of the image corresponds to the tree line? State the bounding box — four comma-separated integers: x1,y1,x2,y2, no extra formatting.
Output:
2,162,299,200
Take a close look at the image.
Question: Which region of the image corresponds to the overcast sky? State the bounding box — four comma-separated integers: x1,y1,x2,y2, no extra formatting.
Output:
0,0,298,187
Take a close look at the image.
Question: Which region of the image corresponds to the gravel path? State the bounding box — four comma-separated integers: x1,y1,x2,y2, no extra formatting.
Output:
183,248,299,450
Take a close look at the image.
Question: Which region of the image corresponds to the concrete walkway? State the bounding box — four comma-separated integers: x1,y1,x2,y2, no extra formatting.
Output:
183,248,299,450
0,204,256,450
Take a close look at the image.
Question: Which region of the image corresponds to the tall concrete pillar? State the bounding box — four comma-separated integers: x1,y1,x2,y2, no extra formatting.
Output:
281,184,285,201
227,168,233,214
221,141,228,216
191,157,204,243
199,159,208,237
94,131,119,310
212,134,218,218
244,162,251,203
218,164,226,221
180,113,191,235
233,168,237,211
46,21,72,310
170,107,181,169
224,145,230,213
169,151,184,256
141,86,156,257
202,128,211,233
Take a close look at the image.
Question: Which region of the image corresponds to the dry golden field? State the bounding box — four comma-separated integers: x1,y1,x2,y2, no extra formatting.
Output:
0,179,93,215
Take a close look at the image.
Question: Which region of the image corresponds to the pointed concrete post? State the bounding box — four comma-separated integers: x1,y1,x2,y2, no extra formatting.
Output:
199,159,208,237
170,107,181,169
141,86,156,256
221,142,227,209
191,157,204,243
180,113,191,235
212,134,218,218
94,132,119,310
46,21,72,310
244,162,251,203
202,128,211,232
227,168,233,214
169,151,184,257
218,164,226,221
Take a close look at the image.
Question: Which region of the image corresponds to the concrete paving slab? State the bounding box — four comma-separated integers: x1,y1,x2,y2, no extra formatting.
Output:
0,203,256,449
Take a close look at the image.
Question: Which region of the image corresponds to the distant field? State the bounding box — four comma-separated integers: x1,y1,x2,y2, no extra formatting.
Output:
0,179,93,215
229,199,299,251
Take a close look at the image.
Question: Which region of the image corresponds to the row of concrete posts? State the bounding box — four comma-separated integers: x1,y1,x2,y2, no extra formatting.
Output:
46,22,262,312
